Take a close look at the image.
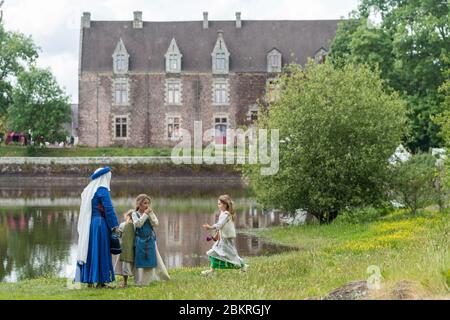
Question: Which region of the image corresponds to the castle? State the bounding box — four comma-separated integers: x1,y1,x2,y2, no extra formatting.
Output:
78,12,339,147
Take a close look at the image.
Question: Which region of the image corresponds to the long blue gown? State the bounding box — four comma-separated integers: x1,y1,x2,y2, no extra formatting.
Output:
75,187,119,284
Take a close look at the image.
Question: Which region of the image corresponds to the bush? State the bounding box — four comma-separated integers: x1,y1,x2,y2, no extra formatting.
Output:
391,153,439,214
335,206,392,224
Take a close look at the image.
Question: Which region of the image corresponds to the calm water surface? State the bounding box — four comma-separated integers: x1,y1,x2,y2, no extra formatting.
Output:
0,177,292,282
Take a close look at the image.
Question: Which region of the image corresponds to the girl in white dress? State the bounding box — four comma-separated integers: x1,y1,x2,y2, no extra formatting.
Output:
202,195,248,276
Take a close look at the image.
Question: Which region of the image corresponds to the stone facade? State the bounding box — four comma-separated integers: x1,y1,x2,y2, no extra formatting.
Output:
78,13,339,147
79,71,271,147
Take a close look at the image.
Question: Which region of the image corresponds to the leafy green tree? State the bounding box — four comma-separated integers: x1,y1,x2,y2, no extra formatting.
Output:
329,0,450,152
8,67,71,144
0,21,38,117
244,62,407,223
434,77,450,208
391,153,439,214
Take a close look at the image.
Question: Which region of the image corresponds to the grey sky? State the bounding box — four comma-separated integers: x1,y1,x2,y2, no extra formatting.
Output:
2,0,360,103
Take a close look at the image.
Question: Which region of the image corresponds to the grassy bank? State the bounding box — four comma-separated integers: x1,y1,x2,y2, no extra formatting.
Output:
0,209,448,300
0,146,172,157
0,145,253,157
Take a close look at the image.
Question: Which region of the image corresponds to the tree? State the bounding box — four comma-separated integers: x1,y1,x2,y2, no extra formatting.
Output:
329,0,450,152
0,1,4,23
243,62,407,223
7,67,71,144
391,153,439,214
0,16,39,117
434,77,450,208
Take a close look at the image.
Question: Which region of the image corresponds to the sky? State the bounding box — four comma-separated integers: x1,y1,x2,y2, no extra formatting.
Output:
2,0,360,103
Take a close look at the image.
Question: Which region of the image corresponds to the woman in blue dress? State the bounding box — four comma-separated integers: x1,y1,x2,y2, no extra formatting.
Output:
75,167,119,287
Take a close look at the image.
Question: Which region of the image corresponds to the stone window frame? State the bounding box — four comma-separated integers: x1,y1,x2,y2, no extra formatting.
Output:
212,78,230,106
246,104,260,122
266,77,281,103
112,38,130,75
168,54,179,70
165,38,183,73
165,112,183,141
112,77,130,106
112,114,130,140
211,32,230,74
165,78,183,106
267,48,282,73
314,47,328,64
212,112,230,146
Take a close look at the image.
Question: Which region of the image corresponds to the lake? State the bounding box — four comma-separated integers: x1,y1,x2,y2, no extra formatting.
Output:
0,177,292,282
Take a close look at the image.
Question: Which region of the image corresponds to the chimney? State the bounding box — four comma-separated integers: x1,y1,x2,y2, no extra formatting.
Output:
133,11,143,29
203,12,208,29
236,12,241,28
82,12,91,29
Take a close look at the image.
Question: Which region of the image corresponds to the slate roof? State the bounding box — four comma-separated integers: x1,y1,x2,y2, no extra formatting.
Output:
81,19,340,73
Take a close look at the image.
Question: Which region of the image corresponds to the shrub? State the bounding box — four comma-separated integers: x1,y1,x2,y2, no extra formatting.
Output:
335,206,392,224
391,153,439,214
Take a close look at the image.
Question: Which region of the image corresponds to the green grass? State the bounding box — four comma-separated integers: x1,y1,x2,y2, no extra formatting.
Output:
0,145,256,158
0,145,172,157
0,209,448,300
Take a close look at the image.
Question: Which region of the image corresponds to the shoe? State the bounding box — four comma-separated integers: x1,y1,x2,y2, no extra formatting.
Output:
241,264,249,272
201,269,214,277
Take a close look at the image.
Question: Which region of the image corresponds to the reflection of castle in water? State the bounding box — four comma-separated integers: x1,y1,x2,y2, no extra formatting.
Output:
155,205,283,269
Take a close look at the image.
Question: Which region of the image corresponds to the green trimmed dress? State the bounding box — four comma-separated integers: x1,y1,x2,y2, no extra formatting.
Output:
206,211,245,270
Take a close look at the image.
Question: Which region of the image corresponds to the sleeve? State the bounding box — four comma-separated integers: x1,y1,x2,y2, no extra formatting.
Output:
212,212,230,231
148,210,159,227
118,222,126,233
97,187,119,231
132,211,149,229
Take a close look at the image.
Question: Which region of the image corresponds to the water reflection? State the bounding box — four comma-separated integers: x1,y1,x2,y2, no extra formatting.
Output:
0,208,75,282
0,181,292,282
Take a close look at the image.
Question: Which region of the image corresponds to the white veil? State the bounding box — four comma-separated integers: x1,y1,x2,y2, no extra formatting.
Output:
76,169,111,264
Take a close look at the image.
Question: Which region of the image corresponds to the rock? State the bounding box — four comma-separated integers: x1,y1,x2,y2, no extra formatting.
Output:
322,280,442,300
322,281,370,300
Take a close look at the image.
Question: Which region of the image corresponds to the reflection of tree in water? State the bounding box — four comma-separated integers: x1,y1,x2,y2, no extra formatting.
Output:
0,214,13,281
0,208,72,281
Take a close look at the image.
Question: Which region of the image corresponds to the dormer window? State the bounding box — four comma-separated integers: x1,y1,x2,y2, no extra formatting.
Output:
216,53,226,70
165,38,182,73
212,30,230,74
267,48,282,73
315,47,328,64
169,54,178,70
115,54,126,72
112,39,129,74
